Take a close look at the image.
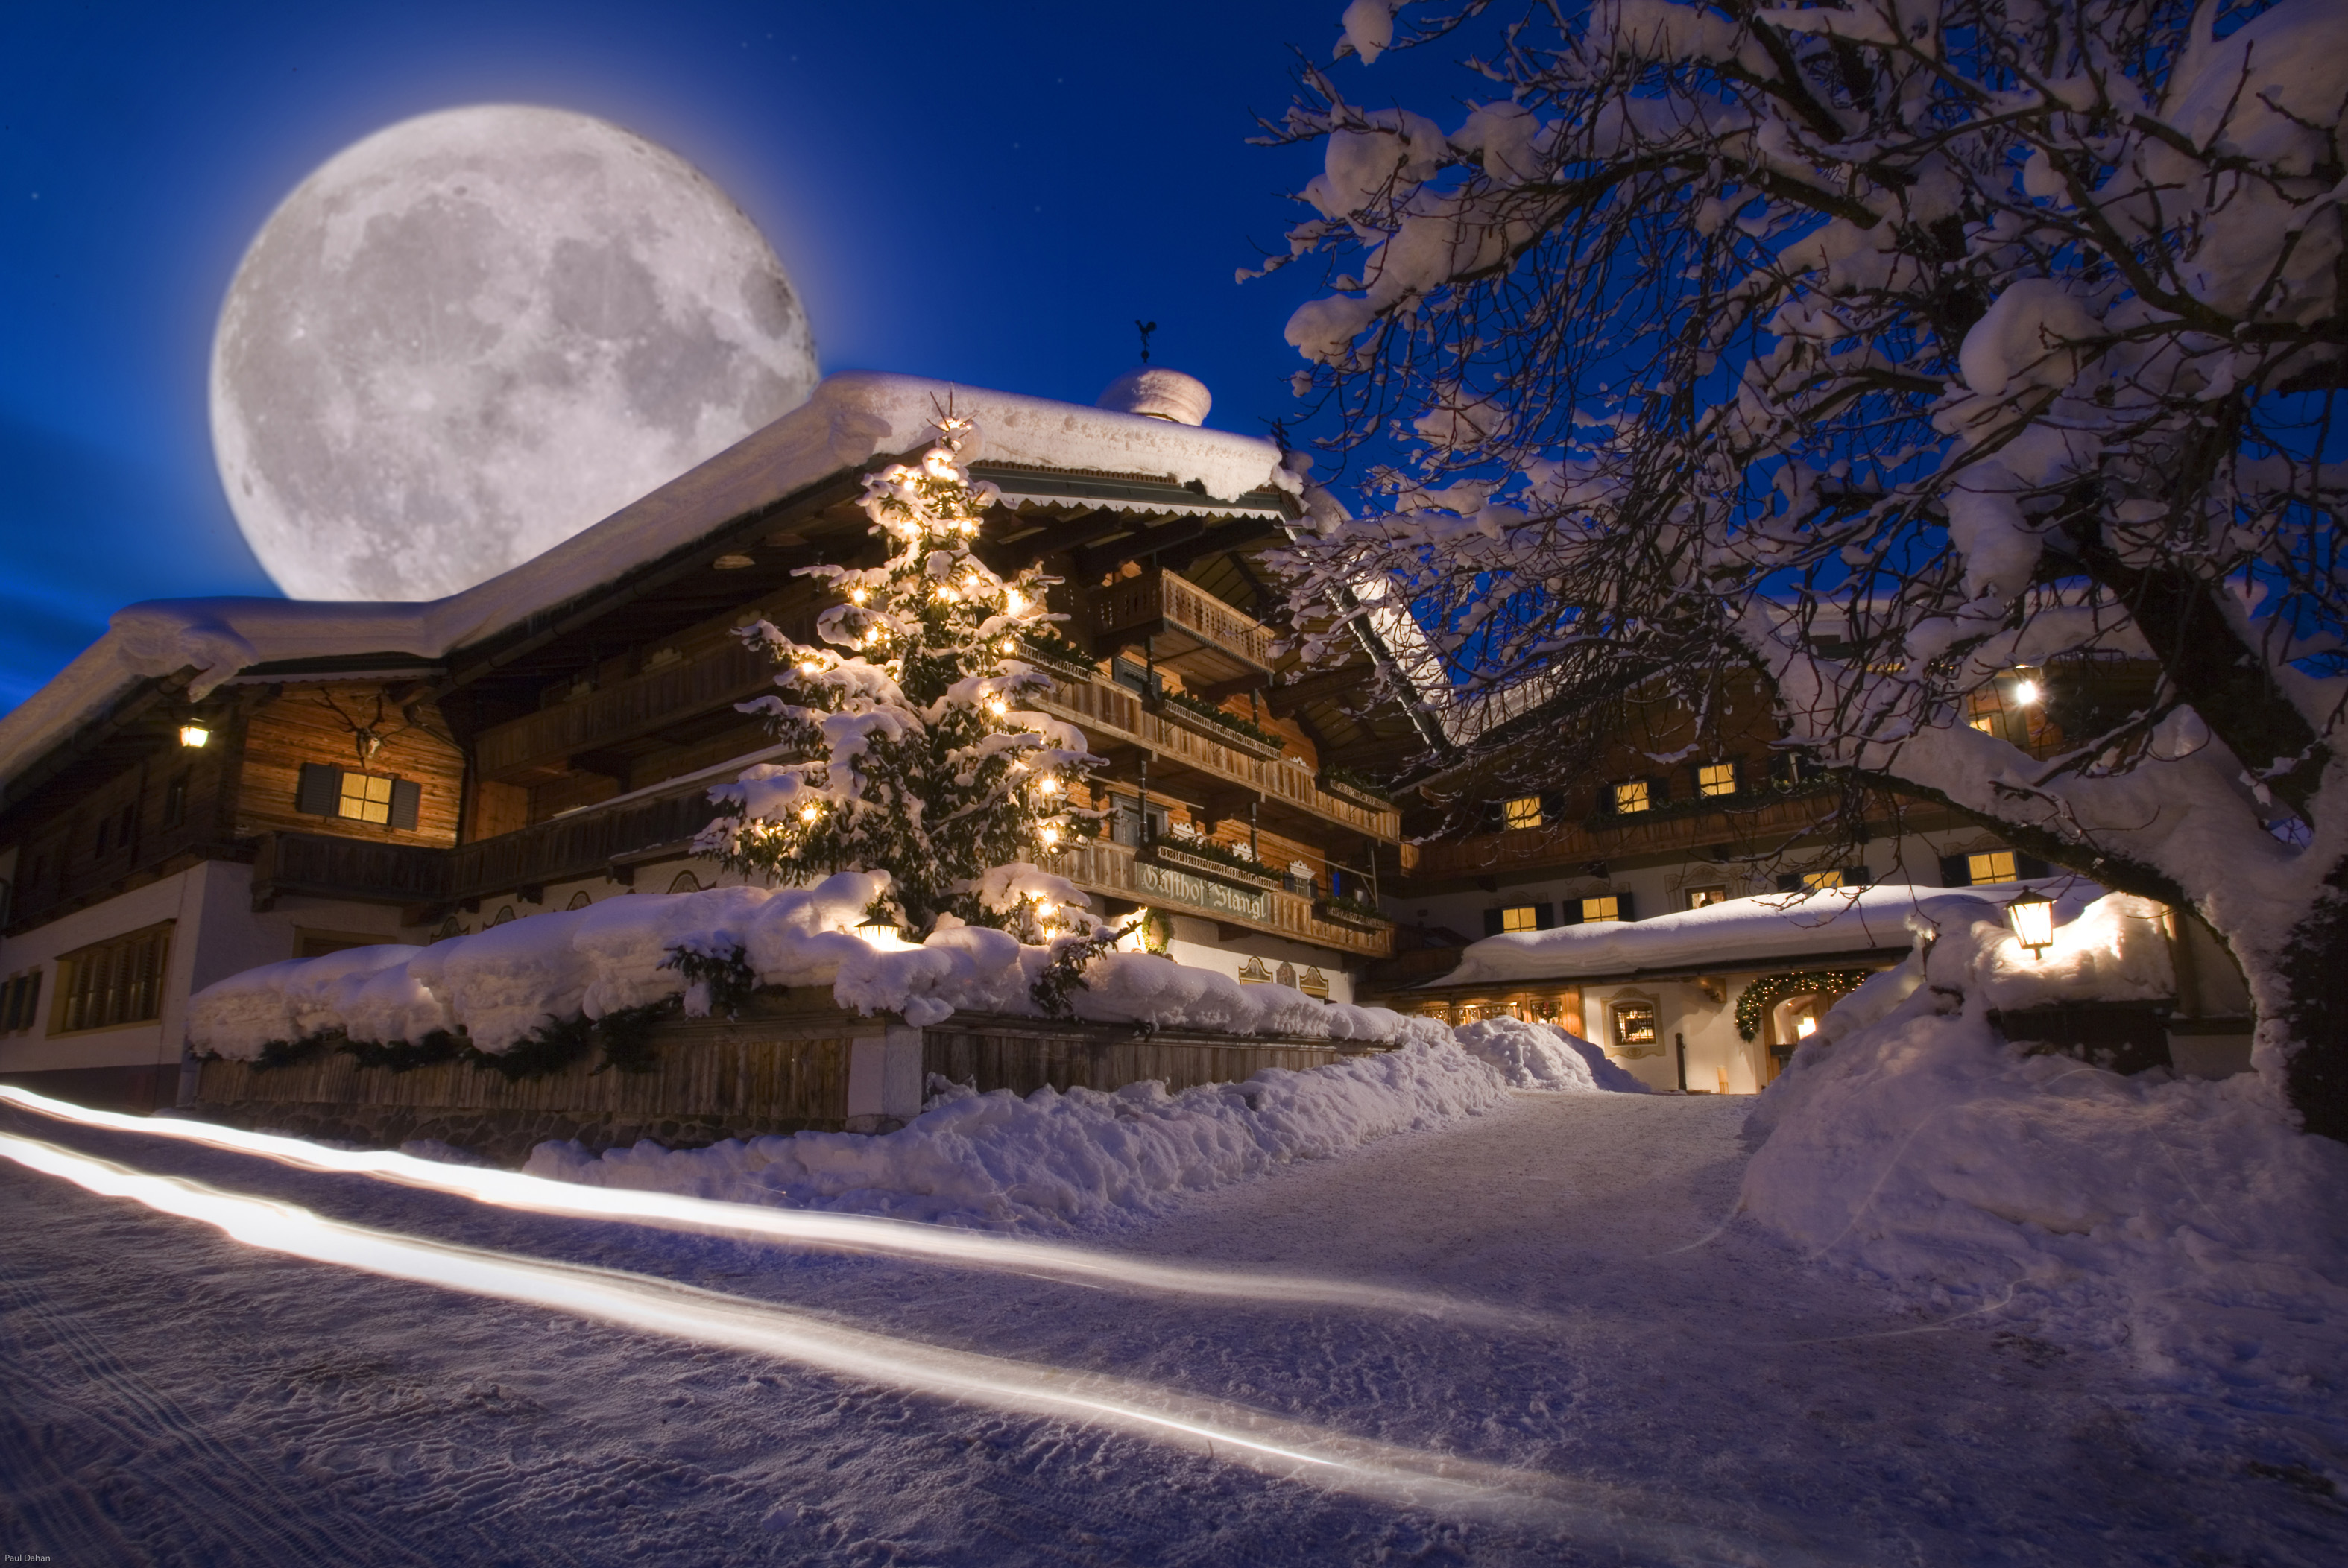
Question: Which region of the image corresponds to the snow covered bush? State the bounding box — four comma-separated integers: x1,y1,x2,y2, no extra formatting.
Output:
1256,1,2348,1137
525,1034,1513,1229
698,418,1101,943
1743,892,2348,1385
1453,1015,1649,1093
186,875,1445,1060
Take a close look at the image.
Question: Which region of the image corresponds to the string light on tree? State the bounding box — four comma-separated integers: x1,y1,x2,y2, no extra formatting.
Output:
697,417,1103,941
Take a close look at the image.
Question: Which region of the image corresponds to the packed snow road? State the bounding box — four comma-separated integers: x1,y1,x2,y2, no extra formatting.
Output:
2,1093,2341,1567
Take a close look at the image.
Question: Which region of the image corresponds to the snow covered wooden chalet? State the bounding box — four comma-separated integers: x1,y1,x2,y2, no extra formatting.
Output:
0,371,1419,1112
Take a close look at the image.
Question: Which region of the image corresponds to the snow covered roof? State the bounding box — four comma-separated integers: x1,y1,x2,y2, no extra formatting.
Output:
0,372,1290,798
1429,881,2097,986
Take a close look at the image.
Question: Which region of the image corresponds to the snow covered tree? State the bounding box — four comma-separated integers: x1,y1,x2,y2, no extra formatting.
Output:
699,420,1100,939
1257,1,2348,1135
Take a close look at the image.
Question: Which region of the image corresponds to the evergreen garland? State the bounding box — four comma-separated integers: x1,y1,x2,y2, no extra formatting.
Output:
1734,969,1874,1041
698,418,1102,939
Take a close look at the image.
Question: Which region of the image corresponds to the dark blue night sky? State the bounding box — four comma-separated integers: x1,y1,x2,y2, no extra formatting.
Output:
0,0,1405,711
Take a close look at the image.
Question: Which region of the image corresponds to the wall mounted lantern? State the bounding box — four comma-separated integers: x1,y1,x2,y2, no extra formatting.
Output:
178,724,210,749
2007,890,2056,958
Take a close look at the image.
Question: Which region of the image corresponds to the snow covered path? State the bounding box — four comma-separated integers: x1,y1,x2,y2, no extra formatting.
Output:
3,1093,2343,1566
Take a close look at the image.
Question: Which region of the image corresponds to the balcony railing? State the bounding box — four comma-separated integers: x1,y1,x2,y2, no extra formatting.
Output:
1405,790,1838,885
475,641,777,782
250,832,451,908
446,785,730,902
1088,570,1274,685
1054,840,1392,959
1032,676,1399,843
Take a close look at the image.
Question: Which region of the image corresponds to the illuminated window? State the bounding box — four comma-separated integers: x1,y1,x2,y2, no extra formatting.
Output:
1580,896,1622,923
1697,762,1737,797
54,923,172,1034
1502,795,1543,830
1500,905,1540,933
1612,1001,1658,1049
1967,850,2017,885
338,772,394,824
1612,780,1650,814
1800,870,1845,891
1685,885,1729,909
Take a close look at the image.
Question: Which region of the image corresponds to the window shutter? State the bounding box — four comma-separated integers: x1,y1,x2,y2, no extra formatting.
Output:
1558,900,1585,926
2016,853,2051,879
1776,872,1803,893
389,778,422,832
1538,791,1566,824
1533,902,1556,930
1938,853,1969,887
1846,866,1872,888
296,763,341,816
1616,891,1636,920
1483,800,1506,833
1647,774,1670,806
1482,908,1504,938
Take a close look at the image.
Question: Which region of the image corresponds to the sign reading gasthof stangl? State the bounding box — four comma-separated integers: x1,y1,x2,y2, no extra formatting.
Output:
1137,863,1271,923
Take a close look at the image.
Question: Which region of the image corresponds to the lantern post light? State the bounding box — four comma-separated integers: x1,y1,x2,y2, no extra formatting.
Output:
178,723,210,749
2007,890,2056,958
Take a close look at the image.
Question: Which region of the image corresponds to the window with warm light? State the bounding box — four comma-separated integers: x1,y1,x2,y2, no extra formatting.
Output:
1500,905,1540,933
1612,780,1651,814
1685,885,1729,909
338,772,394,824
1697,762,1737,797
1612,1001,1658,1049
1800,870,1845,891
1580,896,1622,923
1967,850,2018,885
1503,796,1543,830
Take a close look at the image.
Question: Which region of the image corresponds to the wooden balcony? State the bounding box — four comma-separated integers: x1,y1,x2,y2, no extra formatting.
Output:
1088,569,1274,686
1032,675,1400,844
1405,790,1839,888
446,784,730,904
250,832,450,910
1054,840,1393,959
474,640,777,783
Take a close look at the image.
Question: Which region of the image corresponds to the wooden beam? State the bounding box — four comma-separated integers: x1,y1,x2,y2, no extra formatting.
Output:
1262,663,1374,717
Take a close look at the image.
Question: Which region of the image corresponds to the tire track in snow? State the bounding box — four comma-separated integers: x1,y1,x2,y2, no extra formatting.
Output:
0,1368,151,1567
0,1192,444,1568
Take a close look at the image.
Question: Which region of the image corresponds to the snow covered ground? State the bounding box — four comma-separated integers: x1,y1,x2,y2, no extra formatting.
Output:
4,1083,2344,1565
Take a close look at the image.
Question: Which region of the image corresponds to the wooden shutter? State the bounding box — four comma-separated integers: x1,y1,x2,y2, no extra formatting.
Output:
1482,908,1505,938
1938,853,1970,886
1538,791,1566,824
1776,872,1803,892
1533,902,1556,930
296,762,341,816
1846,867,1872,888
2016,853,2051,879
389,778,422,831
1558,900,1584,926
1647,774,1671,806
1616,891,1636,920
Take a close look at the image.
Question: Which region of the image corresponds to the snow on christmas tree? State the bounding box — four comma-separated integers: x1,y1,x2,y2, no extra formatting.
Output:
698,417,1102,943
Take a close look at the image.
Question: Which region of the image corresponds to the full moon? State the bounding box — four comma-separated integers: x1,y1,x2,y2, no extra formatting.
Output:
211,104,818,602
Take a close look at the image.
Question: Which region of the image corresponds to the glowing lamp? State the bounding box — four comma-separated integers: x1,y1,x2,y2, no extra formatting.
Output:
1040,826,1059,845
2007,890,2056,958
178,724,210,749
1034,900,1058,919
856,920,902,945
1795,1015,1817,1039
1038,777,1058,794
1003,589,1025,615
798,804,821,823
850,587,868,604
985,697,1008,717
2011,678,2041,705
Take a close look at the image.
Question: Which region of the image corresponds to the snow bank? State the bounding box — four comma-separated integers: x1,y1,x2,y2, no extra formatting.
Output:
1437,880,2101,985
187,873,1442,1056
1453,1016,1650,1093
1743,894,2348,1388
525,1036,1511,1229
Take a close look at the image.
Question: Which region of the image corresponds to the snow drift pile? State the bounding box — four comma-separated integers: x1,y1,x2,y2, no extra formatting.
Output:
186,871,1443,1056
1744,892,2348,1388
1452,1015,1648,1093
527,1037,1514,1229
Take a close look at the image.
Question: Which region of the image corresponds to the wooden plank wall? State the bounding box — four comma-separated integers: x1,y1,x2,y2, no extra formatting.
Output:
924,1017,1379,1098
236,685,464,847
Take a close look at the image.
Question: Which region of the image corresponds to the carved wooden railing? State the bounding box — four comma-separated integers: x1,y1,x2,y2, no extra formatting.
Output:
1405,791,1838,884
1089,569,1275,673
1054,839,1392,959
1031,676,1399,842
446,786,730,902
250,832,450,907
474,641,777,780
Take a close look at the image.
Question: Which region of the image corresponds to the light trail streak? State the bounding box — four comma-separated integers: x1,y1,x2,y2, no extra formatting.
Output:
0,1086,1530,1329
0,1127,1853,1562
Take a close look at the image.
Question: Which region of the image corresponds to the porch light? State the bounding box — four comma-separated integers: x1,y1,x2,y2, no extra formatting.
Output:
2011,677,2041,705
178,724,210,749
2007,890,2056,958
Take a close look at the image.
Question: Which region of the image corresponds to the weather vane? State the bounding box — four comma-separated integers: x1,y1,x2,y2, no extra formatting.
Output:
1135,319,1158,364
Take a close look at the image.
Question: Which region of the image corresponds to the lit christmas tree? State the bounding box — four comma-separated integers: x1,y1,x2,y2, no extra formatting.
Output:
700,419,1101,941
